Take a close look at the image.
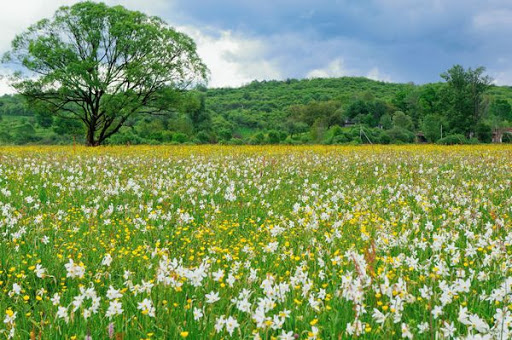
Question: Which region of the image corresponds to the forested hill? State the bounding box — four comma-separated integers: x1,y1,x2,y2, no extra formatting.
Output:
207,77,409,112
1,75,512,145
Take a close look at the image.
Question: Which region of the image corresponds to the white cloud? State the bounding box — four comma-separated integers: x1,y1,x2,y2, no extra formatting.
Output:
306,58,353,78
307,58,392,82
178,26,282,88
492,69,512,86
366,67,392,82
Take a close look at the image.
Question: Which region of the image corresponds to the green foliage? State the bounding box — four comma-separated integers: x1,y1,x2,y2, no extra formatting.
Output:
387,127,416,144
250,132,265,145
0,64,510,145
392,111,413,131
2,1,208,146
421,114,444,142
437,134,468,145
440,65,492,136
173,133,188,144
475,123,492,143
267,130,282,144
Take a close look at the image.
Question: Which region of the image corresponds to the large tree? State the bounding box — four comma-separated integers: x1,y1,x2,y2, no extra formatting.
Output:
440,65,491,136
2,1,208,146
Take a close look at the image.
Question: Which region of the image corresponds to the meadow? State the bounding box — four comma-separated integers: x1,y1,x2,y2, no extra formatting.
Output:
0,145,511,339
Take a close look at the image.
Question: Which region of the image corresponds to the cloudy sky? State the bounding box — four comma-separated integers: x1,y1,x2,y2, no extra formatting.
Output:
1,0,512,94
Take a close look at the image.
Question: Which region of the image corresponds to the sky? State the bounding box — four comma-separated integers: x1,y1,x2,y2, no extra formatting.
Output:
1,0,512,94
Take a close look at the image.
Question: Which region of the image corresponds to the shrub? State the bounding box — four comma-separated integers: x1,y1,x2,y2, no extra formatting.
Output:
475,123,492,143
195,131,211,144
250,132,265,145
173,133,188,144
436,134,468,145
387,127,415,143
267,130,281,144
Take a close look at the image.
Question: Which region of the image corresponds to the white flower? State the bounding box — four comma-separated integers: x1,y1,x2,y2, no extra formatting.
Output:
432,305,443,319
441,321,456,338
106,286,123,300
56,306,69,323
279,331,295,340
34,264,46,278
308,326,319,340
372,308,388,324
137,298,155,317
212,269,224,281
51,293,61,306
106,300,123,319
418,322,429,333
215,316,226,333
193,307,203,321
12,283,21,295
64,259,85,279
401,323,413,339
225,316,239,336
206,291,220,304
102,253,113,267
468,314,489,334
3,311,16,325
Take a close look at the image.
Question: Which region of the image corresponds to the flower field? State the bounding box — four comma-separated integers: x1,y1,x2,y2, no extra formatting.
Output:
0,145,511,339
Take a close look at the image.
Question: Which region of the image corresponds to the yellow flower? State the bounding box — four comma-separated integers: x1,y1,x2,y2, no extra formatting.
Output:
180,331,189,338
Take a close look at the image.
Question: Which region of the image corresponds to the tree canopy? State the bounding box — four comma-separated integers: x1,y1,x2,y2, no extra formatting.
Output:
2,1,208,146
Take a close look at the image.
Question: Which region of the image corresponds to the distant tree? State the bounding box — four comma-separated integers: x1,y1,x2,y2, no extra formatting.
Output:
392,111,413,131
379,113,393,129
184,92,211,131
3,1,208,146
489,99,512,122
441,65,492,136
421,114,445,142
284,119,309,137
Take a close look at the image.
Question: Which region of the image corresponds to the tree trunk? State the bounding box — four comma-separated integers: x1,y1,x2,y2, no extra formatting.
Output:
86,126,99,146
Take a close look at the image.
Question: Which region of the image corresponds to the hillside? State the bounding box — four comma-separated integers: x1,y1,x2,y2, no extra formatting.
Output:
1,75,512,145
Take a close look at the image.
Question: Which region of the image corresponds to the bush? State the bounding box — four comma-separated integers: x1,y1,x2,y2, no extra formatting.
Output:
377,130,391,144
173,133,188,144
387,127,415,143
267,130,281,144
475,123,492,143
227,138,244,145
503,133,512,143
436,134,468,145
250,132,265,145
107,131,146,145
160,131,175,143
195,131,211,144
332,133,350,144
217,128,232,141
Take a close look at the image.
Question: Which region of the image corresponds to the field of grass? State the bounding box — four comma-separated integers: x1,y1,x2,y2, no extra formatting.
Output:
0,145,511,339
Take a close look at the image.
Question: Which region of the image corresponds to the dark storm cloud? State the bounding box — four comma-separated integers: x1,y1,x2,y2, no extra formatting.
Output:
163,0,512,84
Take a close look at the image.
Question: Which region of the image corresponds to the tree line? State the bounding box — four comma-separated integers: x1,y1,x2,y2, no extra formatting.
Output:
1,66,511,145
